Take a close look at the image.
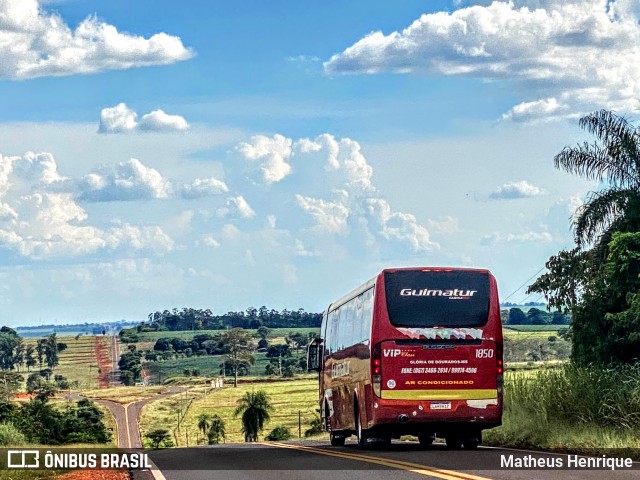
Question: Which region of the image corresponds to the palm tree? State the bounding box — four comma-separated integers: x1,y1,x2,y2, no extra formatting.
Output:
554,109,640,254
207,415,226,444
234,390,273,442
197,413,212,441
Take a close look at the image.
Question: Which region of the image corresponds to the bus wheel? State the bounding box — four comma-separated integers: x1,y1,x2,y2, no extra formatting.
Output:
463,439,479,450
418,434,434,448
355,413,369,449
330,434,346,446
445,437,463,450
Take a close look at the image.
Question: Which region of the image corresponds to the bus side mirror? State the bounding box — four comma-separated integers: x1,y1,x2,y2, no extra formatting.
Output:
307,338,323,372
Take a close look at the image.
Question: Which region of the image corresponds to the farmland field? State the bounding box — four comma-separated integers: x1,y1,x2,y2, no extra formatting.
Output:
142,351,308,382
504,324,567,332
139,378,320,446
132,327,319,343
23,335,103,390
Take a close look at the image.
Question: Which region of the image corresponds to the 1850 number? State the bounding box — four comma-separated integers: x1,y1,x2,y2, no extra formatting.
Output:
475,349,494,359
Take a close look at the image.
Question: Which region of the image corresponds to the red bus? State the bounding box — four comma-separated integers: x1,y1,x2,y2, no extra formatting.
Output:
307,267,503,449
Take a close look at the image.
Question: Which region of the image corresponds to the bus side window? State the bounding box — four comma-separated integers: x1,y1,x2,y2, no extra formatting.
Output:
354,293,364,344
362,288,374,341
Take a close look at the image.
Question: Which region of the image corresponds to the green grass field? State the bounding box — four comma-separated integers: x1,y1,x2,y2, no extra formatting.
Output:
139,378,321,446
504,325,567,332
142,351,309,383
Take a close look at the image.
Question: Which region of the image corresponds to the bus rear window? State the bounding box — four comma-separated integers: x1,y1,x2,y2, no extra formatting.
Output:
384,270,490,327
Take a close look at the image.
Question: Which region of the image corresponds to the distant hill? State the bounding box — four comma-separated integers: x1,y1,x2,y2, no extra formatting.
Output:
16,320,141,338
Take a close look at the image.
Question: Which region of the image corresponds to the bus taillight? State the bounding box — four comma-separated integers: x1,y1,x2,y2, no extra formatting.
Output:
372,344,381,397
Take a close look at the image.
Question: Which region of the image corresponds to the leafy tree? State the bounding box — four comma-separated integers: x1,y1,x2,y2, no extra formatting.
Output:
44,334,60,370
508,308,527,325
256,326,270,341
13,398,63,444
527,308,551,325
62,399,111,444
551,311,571,325
145,428,173,449
234,390,273,442
220,328,255,387
26,374,57,401
120,371,134,386
207,415,226,445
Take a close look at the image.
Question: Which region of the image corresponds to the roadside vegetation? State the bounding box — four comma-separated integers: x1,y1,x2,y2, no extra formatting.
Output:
489,108,640,453
486,364,640,454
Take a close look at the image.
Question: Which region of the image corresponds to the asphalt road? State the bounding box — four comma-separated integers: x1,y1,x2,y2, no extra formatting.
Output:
134,440,639,480
93,387,185,448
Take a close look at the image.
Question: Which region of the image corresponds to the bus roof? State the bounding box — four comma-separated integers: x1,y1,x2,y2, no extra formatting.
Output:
326,266,491,313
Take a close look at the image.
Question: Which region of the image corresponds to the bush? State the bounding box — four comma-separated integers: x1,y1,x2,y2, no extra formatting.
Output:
265,426,292,441
0,422,27,446
304,412,323,437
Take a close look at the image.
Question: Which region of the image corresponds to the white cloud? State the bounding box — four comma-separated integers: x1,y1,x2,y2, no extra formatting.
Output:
98,104,138,133
325,0,640,121
0,0,193,80
366,198,438,252
252,134,438,253
180,177,228,199
295,194,350,233
427,216,460,234
139,110,190,132
501,97,570,122
99,104,190,133
199,235,220,248
490,180,547,199
0,152,173,259
226,196,256,219
78,158,171,202
236,134,293,184
481,231,553,246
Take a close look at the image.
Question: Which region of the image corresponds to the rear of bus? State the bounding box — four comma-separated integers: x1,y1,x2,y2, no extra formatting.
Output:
367,267,502,448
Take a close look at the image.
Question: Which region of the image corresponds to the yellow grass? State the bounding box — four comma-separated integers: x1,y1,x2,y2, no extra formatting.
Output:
82,386,168,404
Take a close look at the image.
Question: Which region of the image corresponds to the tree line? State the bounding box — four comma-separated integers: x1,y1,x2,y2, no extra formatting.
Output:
502,308,571,326
0,328,67,373
120,306,322,340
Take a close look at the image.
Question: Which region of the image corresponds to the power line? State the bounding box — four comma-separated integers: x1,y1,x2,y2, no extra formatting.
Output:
502,266,546,303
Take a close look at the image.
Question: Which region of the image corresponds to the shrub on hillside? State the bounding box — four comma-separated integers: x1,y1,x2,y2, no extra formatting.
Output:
0,422,27,446
265,425,292,441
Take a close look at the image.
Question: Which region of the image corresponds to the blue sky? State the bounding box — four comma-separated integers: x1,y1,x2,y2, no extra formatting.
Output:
1,0,637,325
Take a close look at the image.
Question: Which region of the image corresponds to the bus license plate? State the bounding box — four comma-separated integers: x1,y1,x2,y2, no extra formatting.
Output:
430,401,451,410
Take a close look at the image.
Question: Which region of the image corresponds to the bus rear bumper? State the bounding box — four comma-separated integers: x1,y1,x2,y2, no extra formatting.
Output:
368,397,502,436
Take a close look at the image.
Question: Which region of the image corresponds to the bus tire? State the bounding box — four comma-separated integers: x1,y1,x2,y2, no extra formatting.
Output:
463,439,479,450
446,437,463,450
330,434,346,446
418,434,434,447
